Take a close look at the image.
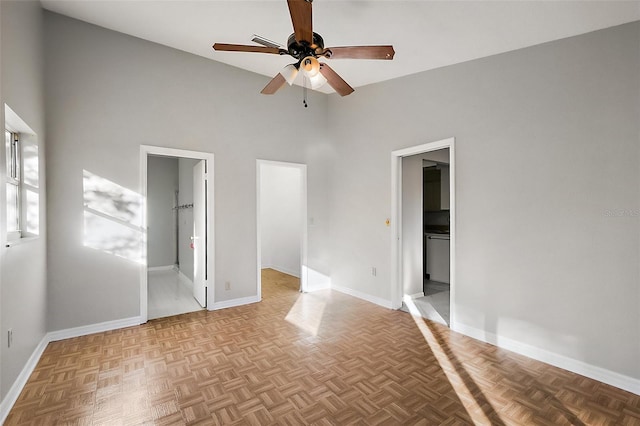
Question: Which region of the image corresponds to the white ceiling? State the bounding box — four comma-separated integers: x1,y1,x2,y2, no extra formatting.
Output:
40,1,640,94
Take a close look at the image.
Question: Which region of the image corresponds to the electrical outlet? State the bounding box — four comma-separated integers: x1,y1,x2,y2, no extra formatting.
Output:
7,329,13,348
225,281,231,291
372,267,377,277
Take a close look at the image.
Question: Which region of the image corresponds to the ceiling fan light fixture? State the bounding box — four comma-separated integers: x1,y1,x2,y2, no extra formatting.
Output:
308,71,327,89
280,63,299,85
300,56,320,77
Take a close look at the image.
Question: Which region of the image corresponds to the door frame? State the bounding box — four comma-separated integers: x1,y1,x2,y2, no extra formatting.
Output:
390,137,456,326
256,160,308,298
139,145,215,323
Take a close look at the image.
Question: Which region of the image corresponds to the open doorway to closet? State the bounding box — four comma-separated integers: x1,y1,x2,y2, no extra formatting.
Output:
256,160,308,299
140,146,214,322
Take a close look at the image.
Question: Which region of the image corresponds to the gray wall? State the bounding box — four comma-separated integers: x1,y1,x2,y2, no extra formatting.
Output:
0,0,47,398
147,156,178,268
328,22,640,379
178,157,198,281
44,12,330,330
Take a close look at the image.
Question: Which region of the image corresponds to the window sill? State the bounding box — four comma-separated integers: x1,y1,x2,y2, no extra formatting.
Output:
5,236,39,248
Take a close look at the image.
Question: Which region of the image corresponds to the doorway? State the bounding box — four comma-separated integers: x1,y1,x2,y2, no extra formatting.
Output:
140,146,215,322
256,160,308,298
391,138,456,328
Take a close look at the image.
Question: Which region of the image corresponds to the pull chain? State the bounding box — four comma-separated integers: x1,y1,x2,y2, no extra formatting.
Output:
303,75,308,108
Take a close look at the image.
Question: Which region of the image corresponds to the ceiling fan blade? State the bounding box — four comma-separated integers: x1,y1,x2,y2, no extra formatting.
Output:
319,63,354,97
323,45,395,60
213,43,282,54
287,0,313,43
261,73,287,95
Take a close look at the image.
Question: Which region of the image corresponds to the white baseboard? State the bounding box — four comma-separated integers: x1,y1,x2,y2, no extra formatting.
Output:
210,295,261,311
331,284,394,309
47,316,142,342
407,292,425,300
147,264,176,272
0,334,49,425
265,265,300,278
306,281,331,292
453,322,640,396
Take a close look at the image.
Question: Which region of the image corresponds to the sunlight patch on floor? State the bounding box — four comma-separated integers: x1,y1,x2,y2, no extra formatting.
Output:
285,293,326,336
404,298,498,425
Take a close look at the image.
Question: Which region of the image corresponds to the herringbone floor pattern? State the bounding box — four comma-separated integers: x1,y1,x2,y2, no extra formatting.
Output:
6,269,640,425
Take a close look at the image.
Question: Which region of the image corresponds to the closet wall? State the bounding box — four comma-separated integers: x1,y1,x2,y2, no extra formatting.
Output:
147,156,178,268
260,163,302,277
147,155,198,276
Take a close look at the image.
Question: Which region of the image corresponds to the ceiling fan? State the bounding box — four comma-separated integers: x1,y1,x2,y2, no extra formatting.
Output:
212,0,395,97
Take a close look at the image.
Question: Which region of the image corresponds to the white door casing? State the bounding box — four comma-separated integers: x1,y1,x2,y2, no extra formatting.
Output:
193,160,207,307
391,137,455,325
140,145,214,323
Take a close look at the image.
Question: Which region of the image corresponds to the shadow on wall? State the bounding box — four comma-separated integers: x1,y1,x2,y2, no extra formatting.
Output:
82,170,143,263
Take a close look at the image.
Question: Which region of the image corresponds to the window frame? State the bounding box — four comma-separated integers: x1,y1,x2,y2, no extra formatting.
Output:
5,104,40,244
5,127,22,241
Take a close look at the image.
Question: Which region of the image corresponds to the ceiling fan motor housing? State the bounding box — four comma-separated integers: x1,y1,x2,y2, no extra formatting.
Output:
287,32,325,60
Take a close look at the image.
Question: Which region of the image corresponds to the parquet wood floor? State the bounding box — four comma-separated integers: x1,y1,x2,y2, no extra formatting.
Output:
6,268,640,425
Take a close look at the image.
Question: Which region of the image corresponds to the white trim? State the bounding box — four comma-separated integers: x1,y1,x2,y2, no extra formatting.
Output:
406,292,425,300
331,284,394,309
147,265,176,272
267,265,301,278
391,138,456,325
140,145,215,322
47,317,142,342
210,295,261,311
4,235,38,248
256,159,308,299
453,322,640,396
300,166,308,292
306,282,331,292
0,335,48,424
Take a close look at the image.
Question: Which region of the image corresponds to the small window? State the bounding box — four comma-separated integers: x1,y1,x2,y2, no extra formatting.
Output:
5,104,40,242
